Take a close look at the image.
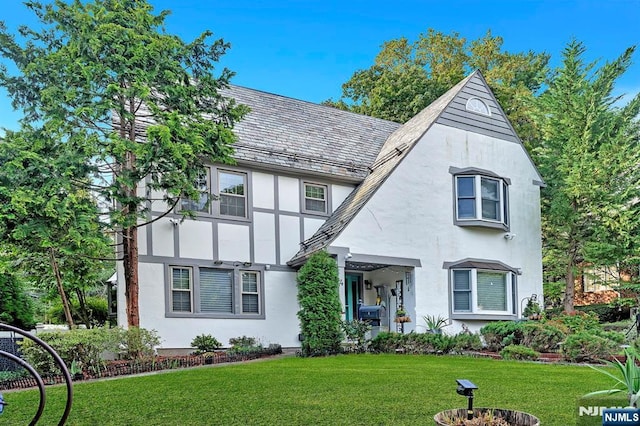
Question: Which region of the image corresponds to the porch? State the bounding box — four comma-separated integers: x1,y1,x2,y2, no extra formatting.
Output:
332,248,421,334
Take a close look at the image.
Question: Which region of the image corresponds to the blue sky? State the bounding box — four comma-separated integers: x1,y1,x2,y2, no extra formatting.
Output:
0,0,638,130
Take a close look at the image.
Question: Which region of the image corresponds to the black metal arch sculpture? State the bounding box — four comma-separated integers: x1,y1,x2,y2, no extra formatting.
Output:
0,323,73,425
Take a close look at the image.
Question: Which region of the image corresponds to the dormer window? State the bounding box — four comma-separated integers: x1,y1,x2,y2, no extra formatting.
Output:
465,97,491,116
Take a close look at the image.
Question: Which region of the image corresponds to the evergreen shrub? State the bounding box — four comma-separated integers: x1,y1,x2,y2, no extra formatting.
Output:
297,251,343,356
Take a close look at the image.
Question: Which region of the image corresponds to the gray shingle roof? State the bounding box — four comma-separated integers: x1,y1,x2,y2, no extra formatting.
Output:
287,72,476,266
222,85,401,181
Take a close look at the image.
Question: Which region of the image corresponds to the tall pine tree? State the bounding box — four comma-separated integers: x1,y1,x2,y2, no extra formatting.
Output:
532,40,640,311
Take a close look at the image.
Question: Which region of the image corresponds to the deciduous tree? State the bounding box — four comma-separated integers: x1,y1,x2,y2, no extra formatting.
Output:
325,29,548,147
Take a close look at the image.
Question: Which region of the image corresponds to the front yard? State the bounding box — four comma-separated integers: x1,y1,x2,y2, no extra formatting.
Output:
1,354,615,425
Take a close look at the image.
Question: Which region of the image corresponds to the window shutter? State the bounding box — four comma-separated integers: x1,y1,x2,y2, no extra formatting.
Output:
453,270,471,311
199,269,233,313
477,272,507,311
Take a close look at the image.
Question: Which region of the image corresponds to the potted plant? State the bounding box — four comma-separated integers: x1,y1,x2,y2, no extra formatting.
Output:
394,306,411,323
434,380,539,425
523,298,542,320
423,314,448,334
434,408,539,425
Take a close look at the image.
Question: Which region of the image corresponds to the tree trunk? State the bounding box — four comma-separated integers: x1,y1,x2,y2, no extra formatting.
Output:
123,224,140,327
49,248,75,328
563,261,575,313
122,97,140,327
75,288,92,328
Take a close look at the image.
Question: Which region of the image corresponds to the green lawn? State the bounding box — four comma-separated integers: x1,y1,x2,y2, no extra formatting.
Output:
1,354,618,425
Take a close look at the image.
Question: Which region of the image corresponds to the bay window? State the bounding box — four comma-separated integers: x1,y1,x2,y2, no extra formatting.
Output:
451,167,510,230
445,259,519,319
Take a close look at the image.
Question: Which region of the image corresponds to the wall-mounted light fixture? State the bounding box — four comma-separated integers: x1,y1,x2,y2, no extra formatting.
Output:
345,252,353,260
365,280,372,290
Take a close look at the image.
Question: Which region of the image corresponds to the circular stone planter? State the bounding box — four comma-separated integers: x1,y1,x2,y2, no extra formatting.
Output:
433,408,539,426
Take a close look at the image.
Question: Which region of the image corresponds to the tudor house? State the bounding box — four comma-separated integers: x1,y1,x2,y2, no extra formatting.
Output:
116,70,544,350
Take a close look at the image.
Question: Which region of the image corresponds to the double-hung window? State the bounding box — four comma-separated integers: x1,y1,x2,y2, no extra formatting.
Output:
180,170,210,213
241,272,260,314
303,182,328,214
169,266,262,317
219,170,247,218
445,259,519,319
452,167,510,230
171,267,193,313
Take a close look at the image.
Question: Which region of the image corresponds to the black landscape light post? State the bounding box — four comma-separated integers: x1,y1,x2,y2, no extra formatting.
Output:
456,379,478,420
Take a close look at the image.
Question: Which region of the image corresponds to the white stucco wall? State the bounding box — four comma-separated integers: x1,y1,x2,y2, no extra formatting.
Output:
253,212,277,264
278,176,299,212
218,223,251,262
253,172,275,209
137,268,301,349
332,184,355,212
332,123,543,334
304,217,325,240
151,217,175,257
279,215,301,264
179,220,213,259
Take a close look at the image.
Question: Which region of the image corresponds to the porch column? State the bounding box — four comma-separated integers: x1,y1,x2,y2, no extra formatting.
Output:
331,248,349,321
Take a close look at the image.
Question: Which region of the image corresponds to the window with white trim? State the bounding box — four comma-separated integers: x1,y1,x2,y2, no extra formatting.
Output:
303,183,327,214
171,267,193,312
465,97,491,116
180,170,210,213
169,266,262,317
451,269,515,315
219,170,247,218
455,174,509,229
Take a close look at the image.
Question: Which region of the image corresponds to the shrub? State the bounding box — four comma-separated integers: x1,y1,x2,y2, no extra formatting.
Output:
19,327,116,376
480,321,524,351
500,344,539,361
367,332,458,355
554,311,601,332
341,320,372,353
296,251,343,356
369,332,402,353
48,296,110,327
575,303,632,324
0,272,35,330
432,334,456,354
561,331,620,362
452,332,483,352
116,327,161,360
228,335,257,349
190,334,222,354
519,322,566,352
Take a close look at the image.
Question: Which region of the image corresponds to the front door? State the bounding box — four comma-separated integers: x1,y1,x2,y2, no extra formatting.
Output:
345,274,361,321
